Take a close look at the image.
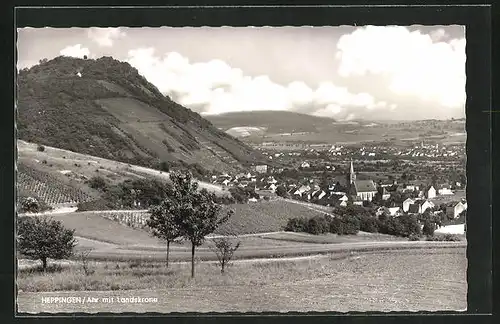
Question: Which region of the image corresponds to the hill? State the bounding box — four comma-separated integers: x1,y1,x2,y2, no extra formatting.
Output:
17,56,267,174
17,140,228,208
205,111,337,136
207,111,466,146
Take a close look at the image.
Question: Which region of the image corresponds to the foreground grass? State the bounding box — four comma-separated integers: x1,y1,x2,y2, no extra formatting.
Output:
17,247,466,312
18,248,465,293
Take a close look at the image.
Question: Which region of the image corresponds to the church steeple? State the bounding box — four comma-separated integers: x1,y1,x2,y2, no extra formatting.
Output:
350,159,356,184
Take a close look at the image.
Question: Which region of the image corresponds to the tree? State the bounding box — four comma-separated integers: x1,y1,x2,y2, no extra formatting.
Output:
147,199,182,268
275,185,288,198
169,171,232,278
422,219,436,236
210,237,241,274
17,216,76,271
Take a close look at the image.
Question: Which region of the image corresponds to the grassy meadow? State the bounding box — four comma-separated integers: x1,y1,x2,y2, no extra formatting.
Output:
17,247,466,313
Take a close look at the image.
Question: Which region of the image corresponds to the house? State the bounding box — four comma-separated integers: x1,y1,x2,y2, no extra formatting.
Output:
402,198,415,212
426,186,437,199
438,186,454,195
294,185,311,196
222,179,230,186
408,200,435,214
402,184,419,193
339,195,349,202
381,187,391,200
255,165,268,174
267,183,277,192
340,200,348,207
301,161,310,168
388,207,401,216
376,207,389,216
267,177,278,184
446,201,467,219
248,197,258,203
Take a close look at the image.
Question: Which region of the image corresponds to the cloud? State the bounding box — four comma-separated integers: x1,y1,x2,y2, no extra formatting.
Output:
126,48,390,119
87,27,126,47
59,44,90,58
336,26,466,108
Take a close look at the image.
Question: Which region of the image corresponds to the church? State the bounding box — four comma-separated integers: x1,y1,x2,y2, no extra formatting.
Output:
348,160,378,202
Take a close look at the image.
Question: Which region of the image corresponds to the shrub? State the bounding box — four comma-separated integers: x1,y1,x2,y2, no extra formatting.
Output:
306,216,330,235
398,215,422,237
19,197,42,213
37,145,45,152
263,196,270,201
328,217,345,235
159,161,170,172
284,217,308,232
378,217,405,236
408,234,421,241
426,234,461,242
341,216,360,235
359,215,379,233
422,219,436,236
88,176,107,191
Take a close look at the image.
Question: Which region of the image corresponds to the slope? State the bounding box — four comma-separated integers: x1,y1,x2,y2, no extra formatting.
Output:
17,56,266,174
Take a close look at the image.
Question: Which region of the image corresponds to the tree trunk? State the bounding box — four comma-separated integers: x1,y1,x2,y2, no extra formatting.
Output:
221,261,225,274
191,243,195,278
42,257,47,271
166,241,170,268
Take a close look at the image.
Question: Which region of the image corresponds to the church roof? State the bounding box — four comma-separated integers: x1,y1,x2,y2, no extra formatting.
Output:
354,180,377,193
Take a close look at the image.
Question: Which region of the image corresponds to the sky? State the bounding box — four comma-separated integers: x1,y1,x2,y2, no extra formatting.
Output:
17,26,466,121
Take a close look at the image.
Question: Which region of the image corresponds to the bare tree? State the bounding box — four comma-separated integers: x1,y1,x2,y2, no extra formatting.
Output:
210,237,241,274
77,249,94,276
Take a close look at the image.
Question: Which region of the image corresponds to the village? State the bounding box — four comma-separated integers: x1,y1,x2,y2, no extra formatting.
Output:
205,147,467,223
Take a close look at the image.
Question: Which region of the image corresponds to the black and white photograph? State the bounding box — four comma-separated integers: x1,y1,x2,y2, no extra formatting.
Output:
15,23,469,313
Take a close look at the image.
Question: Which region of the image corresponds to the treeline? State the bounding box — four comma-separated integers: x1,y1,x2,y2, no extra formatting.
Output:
285,213,422,238
78,175,261,210
77,177,173,211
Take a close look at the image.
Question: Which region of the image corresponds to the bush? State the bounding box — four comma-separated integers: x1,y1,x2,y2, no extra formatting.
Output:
378,217,405,236
159,161,170,172
328,217,345,235
359,215,379,233
37,145,45,152
263,196,270,201
426,234,462,242
341,216,361,235
408,234,421,241
306,216,330,235
284,217,308,232
88,176,107,191
422,219,436,236
398,215,422,237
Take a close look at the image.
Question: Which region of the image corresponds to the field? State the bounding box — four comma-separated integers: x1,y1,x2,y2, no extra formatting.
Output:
215,199,331,235
17,247,466,313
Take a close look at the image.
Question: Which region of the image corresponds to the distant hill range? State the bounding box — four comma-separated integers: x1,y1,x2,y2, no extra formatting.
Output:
206,111,466,145
205,111,338,136
17,56,268,173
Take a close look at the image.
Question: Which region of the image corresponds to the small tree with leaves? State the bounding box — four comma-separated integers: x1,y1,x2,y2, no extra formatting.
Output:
210,237,241,274
169,171,233,278
17,216,76,271
147,197,181,268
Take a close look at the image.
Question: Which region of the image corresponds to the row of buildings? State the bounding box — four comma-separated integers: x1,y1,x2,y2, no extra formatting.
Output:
210,161,466,219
